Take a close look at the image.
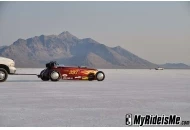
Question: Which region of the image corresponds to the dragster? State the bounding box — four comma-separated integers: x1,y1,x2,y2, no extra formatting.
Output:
37,61,105,82
0,57,105,82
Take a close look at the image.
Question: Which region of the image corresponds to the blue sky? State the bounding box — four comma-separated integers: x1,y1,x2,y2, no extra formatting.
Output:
0,2,190,64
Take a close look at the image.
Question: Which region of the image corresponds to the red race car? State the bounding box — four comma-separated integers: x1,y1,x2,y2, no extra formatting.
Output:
38,61,105,82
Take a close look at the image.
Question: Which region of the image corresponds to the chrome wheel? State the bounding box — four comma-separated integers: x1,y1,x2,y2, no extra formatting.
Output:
96,71,105,81
97,73,104,80
50,71,60,81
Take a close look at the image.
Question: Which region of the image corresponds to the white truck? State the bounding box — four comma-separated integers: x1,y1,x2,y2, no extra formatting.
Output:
0,56,16,82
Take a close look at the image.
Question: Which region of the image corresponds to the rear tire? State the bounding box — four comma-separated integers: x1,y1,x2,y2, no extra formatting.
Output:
41,77,49,81
40,69,49,81
50,71,60,82
0,68,8,82
96,71,105,81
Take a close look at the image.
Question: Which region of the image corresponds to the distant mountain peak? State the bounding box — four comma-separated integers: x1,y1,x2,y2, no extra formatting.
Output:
58,31,79,40
59,31,70,35
59,31,74,37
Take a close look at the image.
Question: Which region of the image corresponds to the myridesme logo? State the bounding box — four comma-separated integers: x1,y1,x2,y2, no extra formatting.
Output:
126,114,181,126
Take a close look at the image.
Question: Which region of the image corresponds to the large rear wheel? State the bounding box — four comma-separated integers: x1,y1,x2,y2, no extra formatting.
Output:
40,69,49,81
0,68,8,82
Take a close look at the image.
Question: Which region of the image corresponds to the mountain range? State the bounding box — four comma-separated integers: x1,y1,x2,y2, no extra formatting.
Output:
0,31,189,69
160,63,190,69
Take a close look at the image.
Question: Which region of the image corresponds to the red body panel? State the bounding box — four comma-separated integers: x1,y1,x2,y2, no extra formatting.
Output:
52,66,98,80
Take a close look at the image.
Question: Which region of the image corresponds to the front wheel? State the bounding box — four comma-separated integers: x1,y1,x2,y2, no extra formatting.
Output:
0,68,8,82
96,71,105,81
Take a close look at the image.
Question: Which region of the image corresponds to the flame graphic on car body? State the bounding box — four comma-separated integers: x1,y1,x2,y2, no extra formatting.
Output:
81,70,97,75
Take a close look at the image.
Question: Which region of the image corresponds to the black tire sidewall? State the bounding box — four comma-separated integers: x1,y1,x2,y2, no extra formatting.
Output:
40,69,49,81
0,68,8,82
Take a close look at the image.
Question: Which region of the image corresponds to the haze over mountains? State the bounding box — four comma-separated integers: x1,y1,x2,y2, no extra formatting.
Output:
0,31,189,69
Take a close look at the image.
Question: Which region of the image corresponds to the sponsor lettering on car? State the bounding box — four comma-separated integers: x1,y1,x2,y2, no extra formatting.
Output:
62,74,67,79
69,70,79,75
75,76,81,79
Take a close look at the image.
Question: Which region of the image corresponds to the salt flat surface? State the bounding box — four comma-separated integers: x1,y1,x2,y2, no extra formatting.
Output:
0,69,190,126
